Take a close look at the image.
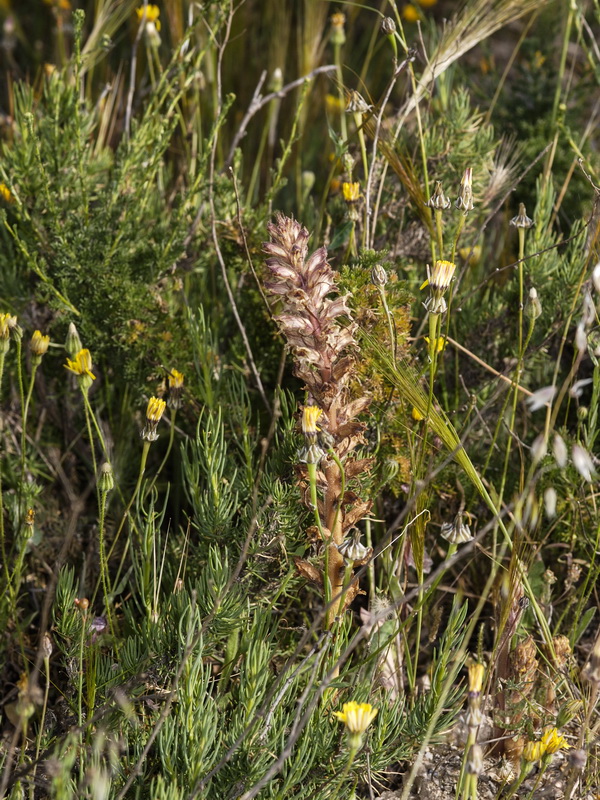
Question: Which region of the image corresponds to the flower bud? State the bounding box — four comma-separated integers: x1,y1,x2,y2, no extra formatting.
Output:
556,699,583,729
99,462,114,493
371,264,388,286
269,67,283,93
455,168,474,214
42,633,53,660
330,12,346,46
65,323,83,358
381,16,396,35
526,287,542,320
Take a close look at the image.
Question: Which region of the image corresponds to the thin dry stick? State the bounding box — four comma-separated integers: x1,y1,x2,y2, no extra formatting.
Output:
445,335,536,398
124,0,148,138
365,51,416,248
224,65,337,167
204,2,271,413
230,167,272,315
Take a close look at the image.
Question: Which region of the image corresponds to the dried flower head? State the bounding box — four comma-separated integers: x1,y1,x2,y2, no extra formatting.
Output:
380,16,396,35
455,168,474,214
0,313,17,353
427,181,451,211
345,90,372,114
440,513,472,544
510,202,534,229
371,264,387,286
338,529,370,563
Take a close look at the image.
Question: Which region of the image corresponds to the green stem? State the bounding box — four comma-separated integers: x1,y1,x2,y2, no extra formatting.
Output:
378,285,397,362
82,391,110,462
434,209,444,259
20,363,38,507
32,654,51,798
145,409,177,498
550,2,575,128
334,43,347,143
307,461,331,614
98,488,114,635
331,743,359,796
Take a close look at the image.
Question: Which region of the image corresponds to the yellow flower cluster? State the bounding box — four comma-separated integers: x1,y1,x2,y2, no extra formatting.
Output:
136,4,161,30
523,727,569,763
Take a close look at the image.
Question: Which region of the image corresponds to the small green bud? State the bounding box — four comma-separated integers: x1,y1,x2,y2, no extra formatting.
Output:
381,16,396,35
269,67,283,93
526,287,542,320
330,12,346,46
99,462,115,493
371,264,388,286
65,323,83,358
556,699,583,729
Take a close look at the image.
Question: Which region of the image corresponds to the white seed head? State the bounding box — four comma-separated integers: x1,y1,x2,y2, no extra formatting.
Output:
592,262,600,294
526,385,557,412
553,434,568,468
575,323,587,353
572,444,596,482
544,487,557,518
531,434,547,464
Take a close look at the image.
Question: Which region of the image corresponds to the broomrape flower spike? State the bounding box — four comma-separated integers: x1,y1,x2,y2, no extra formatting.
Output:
142,397,166,442
65,348,96,391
